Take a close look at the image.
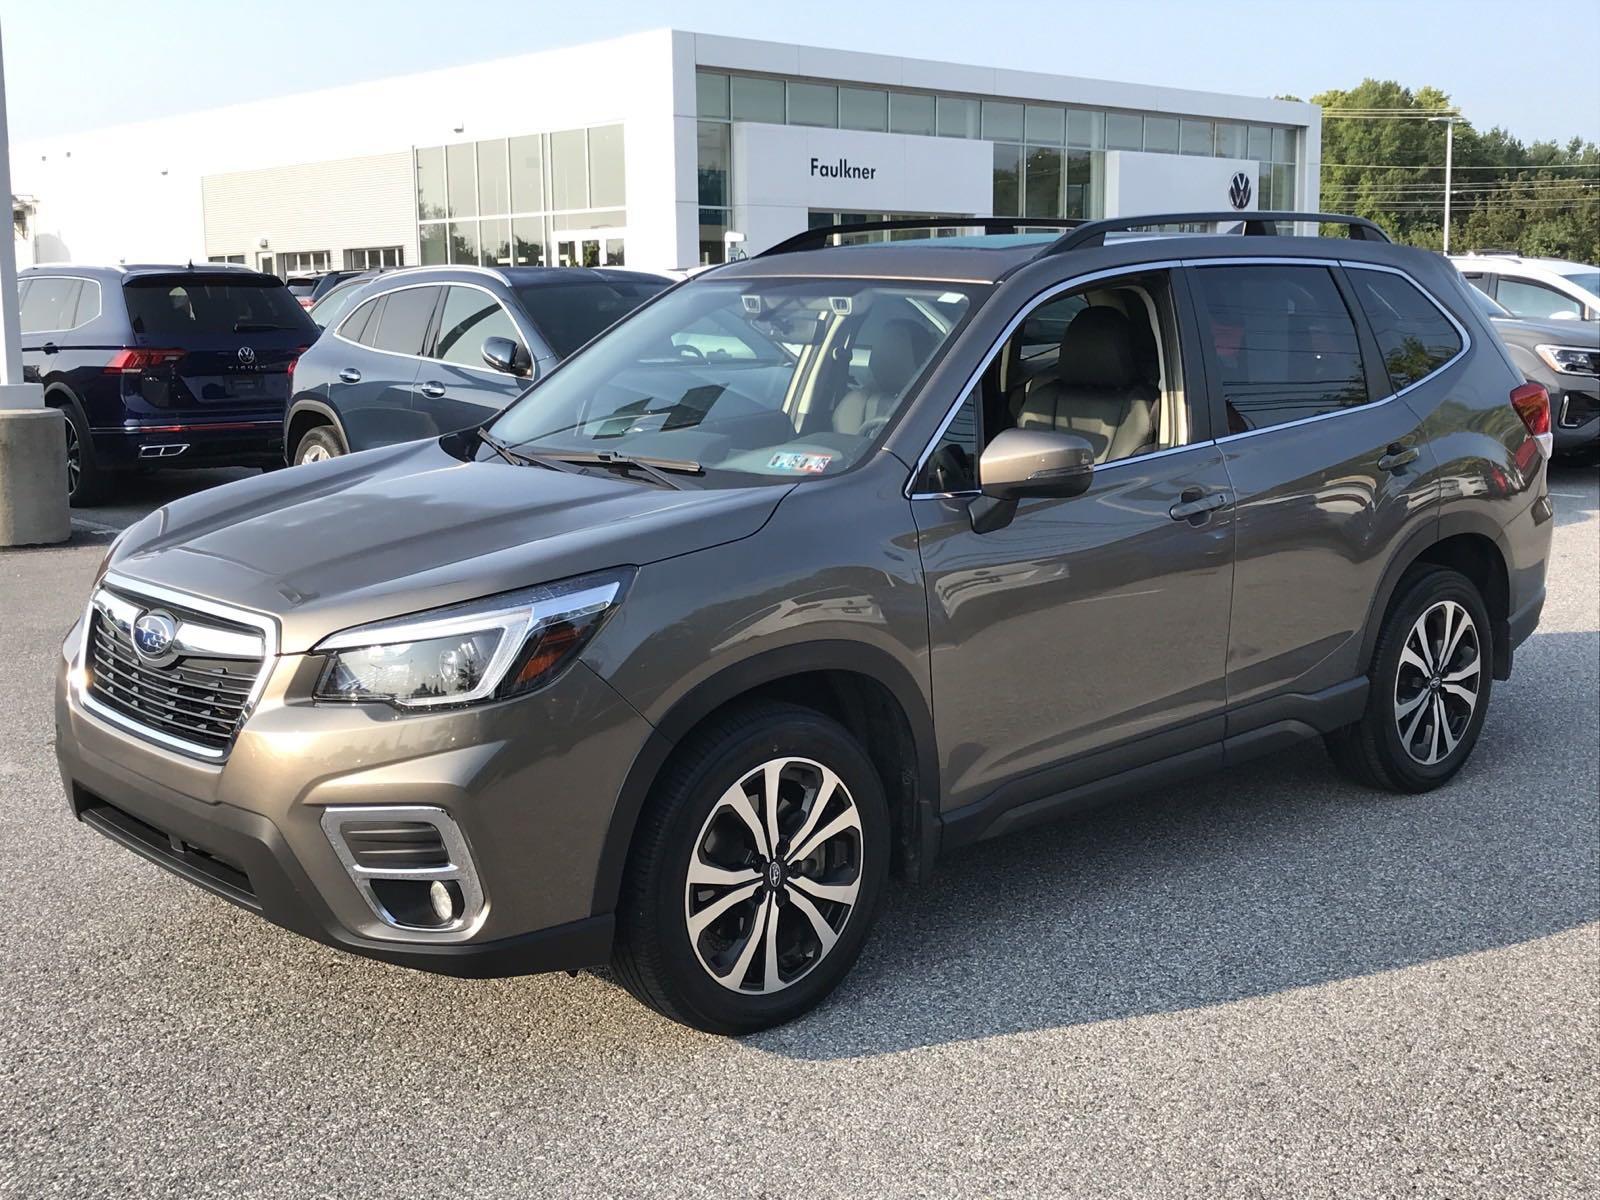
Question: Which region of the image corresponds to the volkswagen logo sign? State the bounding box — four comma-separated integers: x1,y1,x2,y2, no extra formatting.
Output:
237,345,256,367
1228,171,1253,211
131,610,179,662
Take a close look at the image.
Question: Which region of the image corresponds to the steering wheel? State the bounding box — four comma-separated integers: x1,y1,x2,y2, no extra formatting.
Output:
673,343,706,361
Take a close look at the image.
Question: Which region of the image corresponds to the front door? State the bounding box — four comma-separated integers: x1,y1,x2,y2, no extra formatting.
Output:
1185,261,1444,714
912,266,1234,815
412,284,532,436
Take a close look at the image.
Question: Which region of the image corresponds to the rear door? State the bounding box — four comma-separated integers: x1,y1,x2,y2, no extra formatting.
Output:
412,284,532,435
120,273,315,415
326,285,441,451
1188,260,1443,723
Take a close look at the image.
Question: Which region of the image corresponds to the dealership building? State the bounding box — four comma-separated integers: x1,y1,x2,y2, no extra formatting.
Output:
11,30,1321,275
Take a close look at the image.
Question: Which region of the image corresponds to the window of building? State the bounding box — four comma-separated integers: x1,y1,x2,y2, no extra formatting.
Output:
697,71,729,120
839,87,888,132
1247,126,1272,161
982,101,1024,142
1215,122,1247,160
434,286,521,367
416,146,447,221
371,286,439,355
477,140,510,216
1180,119,1213,156
1105,111,1143,150
788,82,838,128
448,222,479,266
207,254,245,265
1025,105,1065,145
1348,269,1464,392
446,143,476,219
588,125,626,210
1191,264,1370,434
480,218,511,267
509,134,544,213
1067,109,1104,149
993,144,1022,217
698,121,730,208
420,224,448,266
512,218,545,267
549,128,588,211
344,247,404,270
279,250,331,275
936,96,980,139
1023,146,1062,218
889,91,935,136
730,75,785,123
1143,116,1180,154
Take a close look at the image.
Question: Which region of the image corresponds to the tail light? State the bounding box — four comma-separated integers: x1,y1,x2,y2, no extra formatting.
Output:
105,348,187,374
286,345,310,387
1509,381,1553,460
298,297,315,309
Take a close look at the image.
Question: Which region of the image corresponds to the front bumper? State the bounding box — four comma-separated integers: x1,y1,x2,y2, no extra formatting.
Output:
54,621,653,977
1551,385,1598,455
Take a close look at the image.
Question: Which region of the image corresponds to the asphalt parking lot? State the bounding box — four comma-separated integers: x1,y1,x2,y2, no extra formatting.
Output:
2,464,1596,1199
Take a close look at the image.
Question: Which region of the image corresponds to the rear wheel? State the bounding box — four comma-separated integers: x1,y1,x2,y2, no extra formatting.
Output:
1326,566,1492,792
294,425,345,465
612,703,890,1034
58,401,109,507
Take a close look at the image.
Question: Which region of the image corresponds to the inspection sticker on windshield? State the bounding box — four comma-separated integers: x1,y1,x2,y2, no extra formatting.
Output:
768,451,833,474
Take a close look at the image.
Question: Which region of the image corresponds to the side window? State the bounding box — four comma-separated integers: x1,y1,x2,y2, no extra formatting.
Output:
370,287,439,355
1191,264,1369,435
915,269,1190,491
71,281,102,327
1348,269,1463,392
1496,277,1584,321
19,277,82,334
340,295,382,345
434,286,521,367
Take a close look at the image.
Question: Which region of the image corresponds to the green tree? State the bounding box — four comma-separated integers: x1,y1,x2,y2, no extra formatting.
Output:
1314,80,1600,261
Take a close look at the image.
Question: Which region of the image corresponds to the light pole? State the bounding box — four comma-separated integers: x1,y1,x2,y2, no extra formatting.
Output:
0,18,71,545
1430,115,1457,254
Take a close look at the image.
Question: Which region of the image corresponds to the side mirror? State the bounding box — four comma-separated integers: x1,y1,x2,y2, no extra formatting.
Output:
481,336,532,376
969,428,1095,533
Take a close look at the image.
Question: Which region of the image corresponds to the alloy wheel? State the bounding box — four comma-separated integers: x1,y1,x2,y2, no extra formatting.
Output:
64,418,81,497
299,444,331,464
1393,599,1480,766
683,757,863,994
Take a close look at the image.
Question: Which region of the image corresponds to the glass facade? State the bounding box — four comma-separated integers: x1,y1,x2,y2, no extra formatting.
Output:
415,124,626,269
694,70,1302,263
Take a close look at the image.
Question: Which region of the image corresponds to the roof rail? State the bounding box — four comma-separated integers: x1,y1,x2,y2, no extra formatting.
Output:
760,217,1085,257
1039,211,1390,256
382,263,515,286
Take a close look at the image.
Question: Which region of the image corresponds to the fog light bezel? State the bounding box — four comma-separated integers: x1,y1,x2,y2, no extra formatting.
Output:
320,805,486,941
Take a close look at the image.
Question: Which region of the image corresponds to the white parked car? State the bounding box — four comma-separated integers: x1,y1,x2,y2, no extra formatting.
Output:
1450,253,1600,322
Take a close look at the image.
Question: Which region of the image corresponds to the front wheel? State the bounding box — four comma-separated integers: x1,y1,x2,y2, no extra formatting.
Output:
294,425,345,465
1326,565,1493,792
612,703,890,1034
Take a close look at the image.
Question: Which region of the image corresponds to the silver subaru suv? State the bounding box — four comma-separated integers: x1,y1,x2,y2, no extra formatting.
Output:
56,213,1554,1034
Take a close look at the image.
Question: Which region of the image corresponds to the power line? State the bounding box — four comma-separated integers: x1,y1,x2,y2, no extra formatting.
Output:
1322,162,1599,170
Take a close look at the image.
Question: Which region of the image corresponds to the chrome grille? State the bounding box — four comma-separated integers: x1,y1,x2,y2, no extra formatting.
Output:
84,585,270,757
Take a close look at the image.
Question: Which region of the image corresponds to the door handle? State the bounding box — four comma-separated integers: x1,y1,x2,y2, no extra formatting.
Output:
1169,489,1230,521
338,367,362,384
42,342,58,355
1377,443,1419,472
418,381,447,399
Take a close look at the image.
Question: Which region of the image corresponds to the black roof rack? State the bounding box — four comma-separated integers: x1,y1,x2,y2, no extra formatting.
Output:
760,217,1085,257
1039,211,1390,255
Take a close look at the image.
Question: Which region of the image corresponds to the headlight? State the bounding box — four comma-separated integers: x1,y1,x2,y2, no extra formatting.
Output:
313,568,632,709
1535,344,1599,376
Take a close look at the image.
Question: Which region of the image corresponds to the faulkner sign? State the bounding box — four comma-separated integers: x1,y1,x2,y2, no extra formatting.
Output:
810,157,878,180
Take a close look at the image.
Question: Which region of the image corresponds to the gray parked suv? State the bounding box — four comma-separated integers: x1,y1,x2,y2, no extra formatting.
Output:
55,212,1554,1034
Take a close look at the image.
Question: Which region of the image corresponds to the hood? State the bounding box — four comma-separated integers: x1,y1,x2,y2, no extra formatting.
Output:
109,439,791,652
1490,314,1600,348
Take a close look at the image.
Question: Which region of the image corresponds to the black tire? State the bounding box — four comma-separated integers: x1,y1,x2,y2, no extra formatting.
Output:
293,425,345,465
612,702,890,1034
1326,565,1493,793
57,400,110,507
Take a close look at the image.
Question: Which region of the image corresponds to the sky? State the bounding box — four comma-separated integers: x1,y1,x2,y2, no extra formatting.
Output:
2,0,1597,147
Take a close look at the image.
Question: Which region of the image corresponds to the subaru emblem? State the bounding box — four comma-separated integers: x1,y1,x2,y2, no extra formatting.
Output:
1228,171,1253,211
131,610,179,661
237,345,256,366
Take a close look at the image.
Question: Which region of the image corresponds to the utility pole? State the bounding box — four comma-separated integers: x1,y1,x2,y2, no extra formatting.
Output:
0,18,71,545
1430,115,1457,253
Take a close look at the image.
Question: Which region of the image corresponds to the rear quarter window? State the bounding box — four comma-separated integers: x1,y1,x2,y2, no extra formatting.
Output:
123,276,315,338
1348,270,1464,393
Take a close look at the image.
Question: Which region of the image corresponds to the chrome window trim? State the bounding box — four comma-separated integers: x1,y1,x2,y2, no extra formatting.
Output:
332,279,537,379
17,274,104,336
905,259,1184,498
76,573,280,763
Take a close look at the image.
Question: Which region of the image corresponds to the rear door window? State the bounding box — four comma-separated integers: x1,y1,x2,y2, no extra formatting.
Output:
1190,264,1370,435
123,275,314,337
1347,269,1464,392
19,276,84,333
434,286,521,367
369,286,440,356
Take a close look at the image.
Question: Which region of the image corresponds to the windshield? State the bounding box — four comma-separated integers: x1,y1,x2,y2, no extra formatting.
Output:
124,275,316,337
486,277,978,484
516,278,671,358
1556,267,1600,298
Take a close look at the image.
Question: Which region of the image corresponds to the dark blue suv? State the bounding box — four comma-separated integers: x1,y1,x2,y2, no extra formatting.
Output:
17,264,318,504
284,265,668,465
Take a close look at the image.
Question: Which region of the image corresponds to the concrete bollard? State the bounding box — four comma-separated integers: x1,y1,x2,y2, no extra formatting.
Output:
0,406,72,546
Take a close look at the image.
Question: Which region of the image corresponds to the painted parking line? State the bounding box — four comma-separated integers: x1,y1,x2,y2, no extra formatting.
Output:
69,518,122,536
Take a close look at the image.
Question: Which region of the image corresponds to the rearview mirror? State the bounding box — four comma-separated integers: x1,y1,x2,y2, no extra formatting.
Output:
969,428,1095,533
482,337,532,376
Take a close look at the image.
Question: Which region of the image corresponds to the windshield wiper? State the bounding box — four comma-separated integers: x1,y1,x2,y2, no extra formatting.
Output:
477,428,585,474
522,447,703,490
